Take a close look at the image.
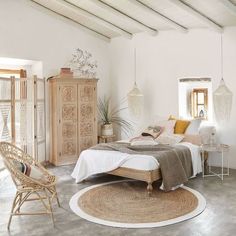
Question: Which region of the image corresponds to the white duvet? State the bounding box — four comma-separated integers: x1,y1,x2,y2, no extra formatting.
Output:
71,142,202,183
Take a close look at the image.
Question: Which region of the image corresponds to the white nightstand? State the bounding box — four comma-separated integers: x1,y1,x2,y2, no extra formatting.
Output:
200,144,230,180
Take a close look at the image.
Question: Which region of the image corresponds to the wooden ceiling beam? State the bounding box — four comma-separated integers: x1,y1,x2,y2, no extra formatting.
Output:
128,0,188,33
220,0,236,17
89,0,158,36
61,0,133,39
31,0,111,42
169,0,223,33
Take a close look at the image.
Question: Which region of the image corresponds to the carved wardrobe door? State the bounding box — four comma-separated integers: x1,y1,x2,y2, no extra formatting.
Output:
78,83,97,152
58,83,78,164
49,77,98,166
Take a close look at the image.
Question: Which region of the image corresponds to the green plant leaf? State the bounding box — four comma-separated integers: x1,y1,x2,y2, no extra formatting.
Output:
97,96,133,134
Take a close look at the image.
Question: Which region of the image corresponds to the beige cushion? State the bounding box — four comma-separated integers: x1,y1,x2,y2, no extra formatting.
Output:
155,120,176,134
156,133,184,145
130,136,158,146
182,134,201,146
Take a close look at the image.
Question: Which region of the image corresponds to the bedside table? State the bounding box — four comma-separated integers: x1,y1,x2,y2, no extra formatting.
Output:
98,135,115,143
200,144,230,180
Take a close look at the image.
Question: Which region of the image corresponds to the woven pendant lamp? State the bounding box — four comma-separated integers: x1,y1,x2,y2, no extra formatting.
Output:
213,35,233,123
127,49,144,118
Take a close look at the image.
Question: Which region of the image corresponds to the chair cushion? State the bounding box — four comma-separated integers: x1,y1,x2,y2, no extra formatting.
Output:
13,159,49,184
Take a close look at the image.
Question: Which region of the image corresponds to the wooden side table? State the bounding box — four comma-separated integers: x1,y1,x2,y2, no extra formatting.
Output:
98,135,115,143
200,144,230,180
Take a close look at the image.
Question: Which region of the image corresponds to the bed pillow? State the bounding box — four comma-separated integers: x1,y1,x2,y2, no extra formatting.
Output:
185,119,202,135
199,126,216,144
182,134,201,146
155,133,184,145
155,120,176,134
141,126,163,139
130,136,158,146
169,115,190,134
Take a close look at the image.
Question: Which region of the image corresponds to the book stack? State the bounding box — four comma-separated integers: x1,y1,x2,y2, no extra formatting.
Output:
60,68,73,78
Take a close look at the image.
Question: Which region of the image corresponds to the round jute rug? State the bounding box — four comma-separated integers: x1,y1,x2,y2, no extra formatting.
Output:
69,180,206,228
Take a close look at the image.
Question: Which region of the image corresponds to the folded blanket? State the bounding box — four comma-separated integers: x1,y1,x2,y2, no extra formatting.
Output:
90,143,193,191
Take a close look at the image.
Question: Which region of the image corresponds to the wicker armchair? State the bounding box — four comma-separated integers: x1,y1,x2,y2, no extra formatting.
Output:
0,142,60,229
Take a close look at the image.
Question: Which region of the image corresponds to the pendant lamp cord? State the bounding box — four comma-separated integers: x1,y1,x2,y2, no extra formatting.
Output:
221,34,224,81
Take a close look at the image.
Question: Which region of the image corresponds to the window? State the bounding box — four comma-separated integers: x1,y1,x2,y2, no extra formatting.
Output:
191,88,208,119
178,78,212,121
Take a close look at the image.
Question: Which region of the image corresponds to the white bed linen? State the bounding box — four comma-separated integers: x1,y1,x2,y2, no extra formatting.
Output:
71,142,202,183
176,142,202,177
71,150,158,183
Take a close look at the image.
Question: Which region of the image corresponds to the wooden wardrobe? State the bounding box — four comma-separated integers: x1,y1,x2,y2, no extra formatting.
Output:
49,77,98,166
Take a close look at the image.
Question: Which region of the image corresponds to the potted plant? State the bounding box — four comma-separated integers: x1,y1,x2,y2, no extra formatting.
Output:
98,97,133,136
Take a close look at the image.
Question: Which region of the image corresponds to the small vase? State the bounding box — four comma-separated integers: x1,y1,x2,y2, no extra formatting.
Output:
101,123,113,136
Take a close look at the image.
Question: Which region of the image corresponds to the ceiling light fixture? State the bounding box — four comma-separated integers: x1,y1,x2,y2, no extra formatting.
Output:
213,34,233,123
127,48,144,118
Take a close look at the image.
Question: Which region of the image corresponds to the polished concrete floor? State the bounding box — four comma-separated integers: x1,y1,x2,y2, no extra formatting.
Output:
1,165,236,236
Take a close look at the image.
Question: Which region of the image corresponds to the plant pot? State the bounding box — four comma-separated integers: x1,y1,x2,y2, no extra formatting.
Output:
101,123,113,136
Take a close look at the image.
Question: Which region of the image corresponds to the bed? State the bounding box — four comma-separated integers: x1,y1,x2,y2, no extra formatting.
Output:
71,140,202,195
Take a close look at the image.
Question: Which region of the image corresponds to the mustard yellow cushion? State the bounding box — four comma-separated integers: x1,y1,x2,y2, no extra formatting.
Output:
168,115,190,134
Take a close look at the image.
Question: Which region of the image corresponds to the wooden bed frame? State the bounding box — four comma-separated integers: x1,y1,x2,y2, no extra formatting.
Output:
108,167,161,195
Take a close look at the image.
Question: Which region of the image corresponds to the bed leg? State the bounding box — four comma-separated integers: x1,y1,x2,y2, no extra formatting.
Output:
147,182,153,196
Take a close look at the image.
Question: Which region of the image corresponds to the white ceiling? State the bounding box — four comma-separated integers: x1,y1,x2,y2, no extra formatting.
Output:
31,0,236,41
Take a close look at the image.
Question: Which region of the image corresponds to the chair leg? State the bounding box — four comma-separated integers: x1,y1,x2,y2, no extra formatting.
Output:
45,190,55,227
8,192,19,230
54,186,60,207
48,197,55,227
17,192,23,213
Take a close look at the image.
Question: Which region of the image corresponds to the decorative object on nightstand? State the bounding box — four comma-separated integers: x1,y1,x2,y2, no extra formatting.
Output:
200,144,229,180
98,97,133,136
98,135,116,143
49,76,98,166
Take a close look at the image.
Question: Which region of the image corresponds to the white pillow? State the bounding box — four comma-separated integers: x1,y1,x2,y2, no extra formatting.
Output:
199,126,216,144
130,137,158,146
156,133,184,145
155,120,176,134
185,119,202,135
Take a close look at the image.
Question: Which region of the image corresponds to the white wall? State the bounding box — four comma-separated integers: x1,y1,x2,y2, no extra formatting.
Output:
0,0,110,90
0,0,111,161
109,28,236,168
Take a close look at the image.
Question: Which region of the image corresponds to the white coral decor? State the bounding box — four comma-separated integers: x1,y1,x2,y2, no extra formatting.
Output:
68,48,98,78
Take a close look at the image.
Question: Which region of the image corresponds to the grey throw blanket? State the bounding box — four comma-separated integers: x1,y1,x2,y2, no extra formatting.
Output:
90,143,193,191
